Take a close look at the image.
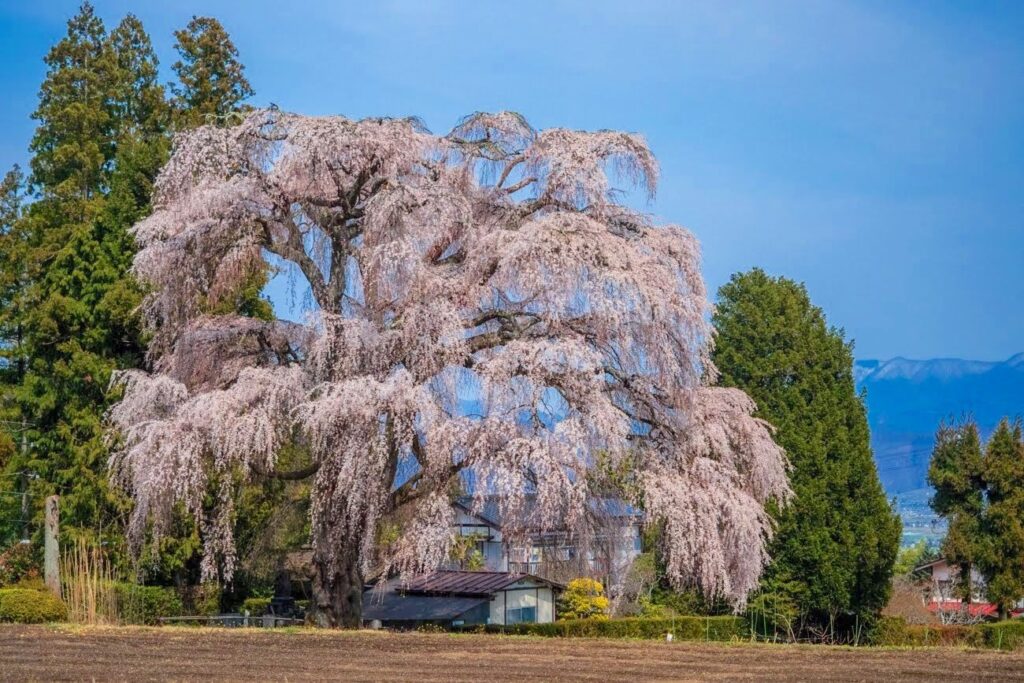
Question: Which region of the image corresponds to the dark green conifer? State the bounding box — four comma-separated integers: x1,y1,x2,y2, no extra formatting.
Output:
927,418,985,602
1,4,166,547
712,268,901,627
171,17,254,129
979,419,1024,617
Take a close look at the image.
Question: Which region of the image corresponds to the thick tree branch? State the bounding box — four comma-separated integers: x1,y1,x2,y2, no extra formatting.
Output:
495,155,525,188
502,176,536,195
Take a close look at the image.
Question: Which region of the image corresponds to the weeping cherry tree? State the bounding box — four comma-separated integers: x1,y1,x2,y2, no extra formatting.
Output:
107,108,790,627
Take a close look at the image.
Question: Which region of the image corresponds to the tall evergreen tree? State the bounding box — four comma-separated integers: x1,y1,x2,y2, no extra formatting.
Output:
170,17,254,129
979,419,1024,617
712,268,901,627
0,4,167,548
10,2,117,544
1,6,264,562
927,417,985,602
108,15,167,140
98,14,170,364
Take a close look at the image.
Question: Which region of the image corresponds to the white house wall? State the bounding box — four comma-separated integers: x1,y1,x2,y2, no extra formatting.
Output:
486,583,556,625
484,541,507,571
489,590,505,625
537,587,554,622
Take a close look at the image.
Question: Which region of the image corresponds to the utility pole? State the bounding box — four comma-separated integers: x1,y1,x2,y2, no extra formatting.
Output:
44,495,60,597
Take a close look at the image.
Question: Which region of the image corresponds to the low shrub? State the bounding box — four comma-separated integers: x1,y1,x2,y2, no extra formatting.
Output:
0,588,67,623
114,584,184,625
180,583,221,616
241,596,271,616
486,615,746,640
0,543,40,587
14,576,47,591
979,620,1024,651
870,615,914,646
557,578,610,620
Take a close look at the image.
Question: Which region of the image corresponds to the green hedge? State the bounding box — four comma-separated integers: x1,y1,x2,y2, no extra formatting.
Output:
113,584,184,625
485,616,747,640
0,588,67,623
488,614,1024,649
871,616,1024,650
979,620,1024,651
870,616,981,647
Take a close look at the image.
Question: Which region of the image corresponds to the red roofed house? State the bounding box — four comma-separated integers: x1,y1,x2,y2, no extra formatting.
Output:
916,558,1024,622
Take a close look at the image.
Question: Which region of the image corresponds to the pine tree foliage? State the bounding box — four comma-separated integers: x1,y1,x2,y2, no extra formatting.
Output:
978,419,1024,616
0,3,263,575
12,2,122,543
171,17,254,129
929,419,985,518
0,4,168,547
927,417,985,601
711,268,901,624
0,167,27,478
928,417,1024,614
27,3,112,198
0,166,27,391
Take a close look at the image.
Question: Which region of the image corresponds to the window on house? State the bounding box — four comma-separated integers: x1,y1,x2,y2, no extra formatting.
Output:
505,589,539,624
507,606,537,624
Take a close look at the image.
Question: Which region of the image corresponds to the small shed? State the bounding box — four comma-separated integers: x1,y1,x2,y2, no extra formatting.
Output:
362,570,562,629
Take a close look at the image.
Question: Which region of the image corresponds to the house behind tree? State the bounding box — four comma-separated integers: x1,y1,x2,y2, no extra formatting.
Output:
451,496,642,588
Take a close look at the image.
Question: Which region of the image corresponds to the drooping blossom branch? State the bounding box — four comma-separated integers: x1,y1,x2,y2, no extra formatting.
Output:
107,107,789,613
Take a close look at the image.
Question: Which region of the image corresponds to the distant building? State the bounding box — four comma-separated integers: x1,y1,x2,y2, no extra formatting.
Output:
914,558,986,604
915,557,1024,621
362,570,562,629
284,495,642,627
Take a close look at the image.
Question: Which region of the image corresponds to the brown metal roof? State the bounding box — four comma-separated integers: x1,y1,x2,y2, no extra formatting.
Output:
401,570,559,597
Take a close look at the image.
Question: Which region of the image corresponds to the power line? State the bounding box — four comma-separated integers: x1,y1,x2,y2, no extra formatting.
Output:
0,470,38,479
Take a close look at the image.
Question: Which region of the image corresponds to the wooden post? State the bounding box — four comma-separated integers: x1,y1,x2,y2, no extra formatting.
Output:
44,495,60,597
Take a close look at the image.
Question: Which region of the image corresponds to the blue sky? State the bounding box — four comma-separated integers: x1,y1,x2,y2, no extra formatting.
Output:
1,1,1022,361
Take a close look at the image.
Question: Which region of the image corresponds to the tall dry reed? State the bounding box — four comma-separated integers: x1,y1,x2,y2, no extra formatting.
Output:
61,538,119,625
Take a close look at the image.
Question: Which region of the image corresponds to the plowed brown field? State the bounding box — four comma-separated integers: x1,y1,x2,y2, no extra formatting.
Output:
1,624,1022,682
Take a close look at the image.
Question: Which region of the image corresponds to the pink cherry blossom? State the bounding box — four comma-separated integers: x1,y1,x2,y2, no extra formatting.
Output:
108,108,789,623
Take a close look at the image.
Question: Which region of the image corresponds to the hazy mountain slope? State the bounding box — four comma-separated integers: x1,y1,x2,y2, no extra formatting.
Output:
857,353,1024,495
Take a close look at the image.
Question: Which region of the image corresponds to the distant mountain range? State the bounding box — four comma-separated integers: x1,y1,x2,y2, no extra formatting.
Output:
857,353,1024,494
856,353,1024,544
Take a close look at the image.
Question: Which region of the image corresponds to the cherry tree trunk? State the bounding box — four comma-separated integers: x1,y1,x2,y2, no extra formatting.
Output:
312,545,364,628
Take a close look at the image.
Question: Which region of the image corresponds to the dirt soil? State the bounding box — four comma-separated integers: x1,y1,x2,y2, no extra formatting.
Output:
1,625,1023,682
